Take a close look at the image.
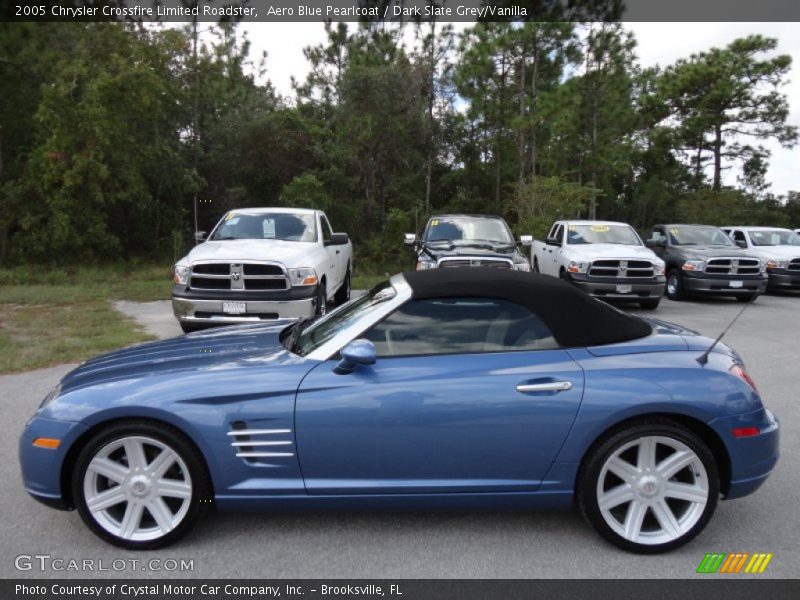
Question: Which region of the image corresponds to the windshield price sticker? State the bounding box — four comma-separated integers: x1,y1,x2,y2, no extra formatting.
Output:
590,225,610,232
262,219,276,239
430,219,440,226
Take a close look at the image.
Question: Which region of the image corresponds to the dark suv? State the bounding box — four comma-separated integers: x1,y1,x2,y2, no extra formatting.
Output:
646,224,767,302
404,214,532,271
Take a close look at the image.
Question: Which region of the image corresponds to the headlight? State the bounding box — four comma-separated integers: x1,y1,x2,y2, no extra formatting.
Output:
766,258,788,270
288,267,318,286
682,259,704,272
39,383,62,409
173,264,190,285
416,259,436,270
513,260,531,272
654,262,666,276
567,261,590,274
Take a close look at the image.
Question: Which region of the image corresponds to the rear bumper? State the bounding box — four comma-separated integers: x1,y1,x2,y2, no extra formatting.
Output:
682,272,767,296
567,273,665,300
767,270,800,289
172,284,317,324
709,408,779,500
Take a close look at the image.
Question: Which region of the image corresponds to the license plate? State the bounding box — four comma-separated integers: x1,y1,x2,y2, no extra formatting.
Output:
729,280,743,288
222,301,246,314
616,284,632,294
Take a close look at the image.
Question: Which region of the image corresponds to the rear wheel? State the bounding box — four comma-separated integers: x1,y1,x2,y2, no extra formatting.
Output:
665,270,685,301
639,298,661,310
578,419,718,554
334,269,351,305
73,421,211,549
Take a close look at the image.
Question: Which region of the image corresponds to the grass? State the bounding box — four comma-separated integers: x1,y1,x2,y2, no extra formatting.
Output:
0,265,172,374
0,264,393,374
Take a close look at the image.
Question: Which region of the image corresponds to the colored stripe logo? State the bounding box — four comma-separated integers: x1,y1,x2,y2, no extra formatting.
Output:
696,552,773,574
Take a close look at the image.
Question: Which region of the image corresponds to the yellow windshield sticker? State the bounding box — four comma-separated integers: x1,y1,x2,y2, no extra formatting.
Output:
590,225,610,232
670,228,679,235
568,225,577,231
430,219,440,226
224,212,236,221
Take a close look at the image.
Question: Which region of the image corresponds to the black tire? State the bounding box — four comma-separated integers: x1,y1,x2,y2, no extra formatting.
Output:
639,298,661,310
315,282,327,316
334,269,351,305
577,418,719,554
533,258,540,273
736,294,757,303
72,420,212,550
180,322,203,334
665,270,685,301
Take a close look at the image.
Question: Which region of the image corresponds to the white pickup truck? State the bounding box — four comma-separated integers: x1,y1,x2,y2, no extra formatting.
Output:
172,208,352,332
532,220,666,309
722,226,800,291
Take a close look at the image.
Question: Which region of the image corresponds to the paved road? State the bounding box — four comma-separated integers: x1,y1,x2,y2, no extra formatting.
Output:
2,293,798,579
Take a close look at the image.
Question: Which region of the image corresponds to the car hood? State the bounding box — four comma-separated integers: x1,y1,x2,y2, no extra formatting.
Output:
744,245,800,259
58,321,306,394
567,244,661,261
179,239,318,266
676,246,759,260
421,241,523,261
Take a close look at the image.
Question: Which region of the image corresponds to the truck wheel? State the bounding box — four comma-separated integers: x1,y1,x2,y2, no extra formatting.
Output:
315,283,327,316
665,270,685,301
639,299,661,310
533,258,540,273
334,269,351,305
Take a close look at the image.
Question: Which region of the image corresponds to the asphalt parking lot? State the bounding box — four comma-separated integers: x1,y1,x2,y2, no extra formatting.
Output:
1,293,798,579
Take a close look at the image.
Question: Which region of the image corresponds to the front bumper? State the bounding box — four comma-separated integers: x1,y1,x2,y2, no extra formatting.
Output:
682,272,768,296
710,408,779,500
766,269,800,289
567,273,666,300
172,284,317,324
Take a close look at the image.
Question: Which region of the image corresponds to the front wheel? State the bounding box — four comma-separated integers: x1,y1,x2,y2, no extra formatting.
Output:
665,270,685,301
73,421,211,549
578,420,719,554
334,269,351,305
315,283,327,316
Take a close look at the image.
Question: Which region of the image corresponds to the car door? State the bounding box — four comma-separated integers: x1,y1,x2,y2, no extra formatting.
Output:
294,297,585,495
319,214,340,292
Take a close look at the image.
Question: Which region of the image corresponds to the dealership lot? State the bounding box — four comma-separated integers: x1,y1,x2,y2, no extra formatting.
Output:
1,293,797,579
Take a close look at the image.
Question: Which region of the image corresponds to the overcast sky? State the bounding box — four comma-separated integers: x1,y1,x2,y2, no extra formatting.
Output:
238,22,800,196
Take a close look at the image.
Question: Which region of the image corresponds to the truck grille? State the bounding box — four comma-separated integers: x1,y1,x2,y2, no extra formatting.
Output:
588,260,654,278
189,262,288,291
788,258,800,272
438,258,513,268
704,258,761,275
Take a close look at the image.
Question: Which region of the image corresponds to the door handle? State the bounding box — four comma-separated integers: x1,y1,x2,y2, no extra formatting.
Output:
336,250,340,254
516,381,572,393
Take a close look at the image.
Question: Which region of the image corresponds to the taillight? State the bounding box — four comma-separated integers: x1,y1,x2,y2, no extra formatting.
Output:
730,364,759,394
732,427,760,438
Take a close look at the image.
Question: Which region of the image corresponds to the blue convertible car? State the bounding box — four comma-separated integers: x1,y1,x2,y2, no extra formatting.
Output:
19,269,778,553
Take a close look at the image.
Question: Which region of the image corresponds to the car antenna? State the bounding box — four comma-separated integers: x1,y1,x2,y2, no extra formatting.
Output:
696,294,758,365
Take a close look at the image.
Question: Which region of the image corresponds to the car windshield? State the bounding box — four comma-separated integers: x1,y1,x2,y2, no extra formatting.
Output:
210,212,317,242
292,281,396,356
566,224,641,245
748,229,800,246
424,216,513,244
669,226,734,247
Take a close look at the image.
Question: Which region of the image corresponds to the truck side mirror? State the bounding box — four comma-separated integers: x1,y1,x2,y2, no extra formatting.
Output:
645,239,664,249
546,236,561,247
735,239,747,249
519,235,533,247
194,231,206,242
325,233,349,246
403,233,417,246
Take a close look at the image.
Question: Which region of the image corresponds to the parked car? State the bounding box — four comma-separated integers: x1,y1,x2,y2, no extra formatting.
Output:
721,226,800,291
531,220,665,309
646,224,768,302
404,214,531,271
171,208,352,332
20,268,778,553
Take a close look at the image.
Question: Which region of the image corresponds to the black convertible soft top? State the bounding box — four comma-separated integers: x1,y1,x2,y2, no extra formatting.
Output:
402,268,653,348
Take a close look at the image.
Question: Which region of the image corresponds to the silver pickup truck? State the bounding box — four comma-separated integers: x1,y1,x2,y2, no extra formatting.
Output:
172,208,352,332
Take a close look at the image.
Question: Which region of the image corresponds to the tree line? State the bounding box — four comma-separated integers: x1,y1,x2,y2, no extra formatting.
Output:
1,19,798,270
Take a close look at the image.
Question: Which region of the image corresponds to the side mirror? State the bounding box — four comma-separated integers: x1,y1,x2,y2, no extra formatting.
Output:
546,236,561,247
334,339,377,375
735,239,747,249
645,239,665,249
519,235,533,247
403,233,417,246
194,231,206,242
325,232,349,246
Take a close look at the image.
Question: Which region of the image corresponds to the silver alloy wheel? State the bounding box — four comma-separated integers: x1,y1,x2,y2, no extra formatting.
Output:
83,435,193,542
667,275,679,295
596,435,709,546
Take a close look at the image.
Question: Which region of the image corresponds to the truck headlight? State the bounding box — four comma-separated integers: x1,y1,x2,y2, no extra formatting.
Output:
682,260,704,272
513,260,531,272
173,264,190,285
766,258,788,270
416,259,436,270
567,261,590,274
654,262,666,276
288,267,318,286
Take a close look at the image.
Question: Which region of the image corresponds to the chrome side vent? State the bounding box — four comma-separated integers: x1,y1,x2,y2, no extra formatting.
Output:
228,424,294,459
